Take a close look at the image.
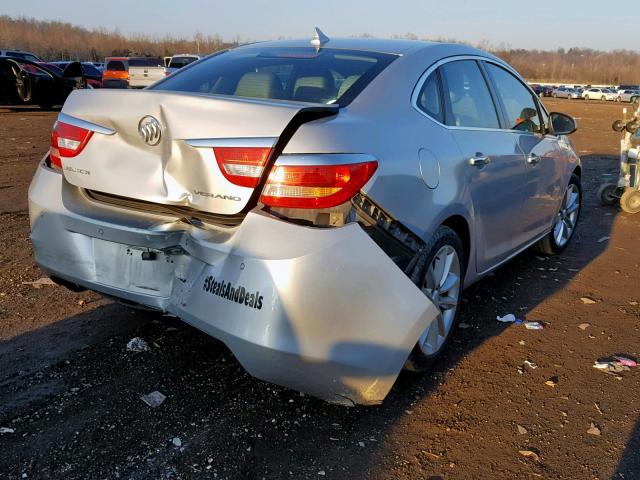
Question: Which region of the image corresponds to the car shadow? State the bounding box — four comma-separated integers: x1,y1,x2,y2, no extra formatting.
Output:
0,153,631,479
614,418,640,478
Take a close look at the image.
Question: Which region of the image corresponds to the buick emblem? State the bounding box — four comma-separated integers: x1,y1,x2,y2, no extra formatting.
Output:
138,116,162,145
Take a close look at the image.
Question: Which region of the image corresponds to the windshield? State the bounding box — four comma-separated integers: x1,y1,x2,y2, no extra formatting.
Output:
153,47,397,106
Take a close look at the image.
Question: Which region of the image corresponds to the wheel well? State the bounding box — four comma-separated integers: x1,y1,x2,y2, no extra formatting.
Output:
441,215,470,270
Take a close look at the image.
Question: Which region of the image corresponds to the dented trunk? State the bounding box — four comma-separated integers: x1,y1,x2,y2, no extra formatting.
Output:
58,89,337,216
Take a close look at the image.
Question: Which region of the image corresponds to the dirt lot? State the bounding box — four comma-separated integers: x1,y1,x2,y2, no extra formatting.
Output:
0,99,638,480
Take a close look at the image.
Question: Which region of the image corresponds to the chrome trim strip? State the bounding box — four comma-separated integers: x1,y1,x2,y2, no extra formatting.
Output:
185,137,278,148
274,153,377,166
57,112,116,135
410,54,548,132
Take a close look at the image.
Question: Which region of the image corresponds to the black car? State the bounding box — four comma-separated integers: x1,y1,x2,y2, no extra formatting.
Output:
0,57,89,109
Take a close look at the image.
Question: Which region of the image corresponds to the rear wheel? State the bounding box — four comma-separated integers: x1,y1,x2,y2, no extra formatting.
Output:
601,95,606,101
534,173,581,255
405,226,464,371
620,188,640,214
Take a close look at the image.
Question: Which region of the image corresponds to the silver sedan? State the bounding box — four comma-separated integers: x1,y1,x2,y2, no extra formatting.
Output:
29,31,581,405
617,90,640,103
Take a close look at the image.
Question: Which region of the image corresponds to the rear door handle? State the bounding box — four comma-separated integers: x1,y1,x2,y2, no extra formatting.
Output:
527,153,540,165
469,154,490,167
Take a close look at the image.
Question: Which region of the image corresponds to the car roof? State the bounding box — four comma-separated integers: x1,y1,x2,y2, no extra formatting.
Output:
234,37,437,56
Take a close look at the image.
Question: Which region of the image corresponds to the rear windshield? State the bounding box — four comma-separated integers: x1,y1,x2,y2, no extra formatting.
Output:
106,60,126,71
169,56,199,69
152,47,397,106
129,57,163,67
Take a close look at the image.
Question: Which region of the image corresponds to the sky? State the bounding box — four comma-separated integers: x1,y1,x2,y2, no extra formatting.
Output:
1,0,631,51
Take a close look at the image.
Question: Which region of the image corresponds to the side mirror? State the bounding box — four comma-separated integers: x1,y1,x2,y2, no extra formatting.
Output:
549,112,577,135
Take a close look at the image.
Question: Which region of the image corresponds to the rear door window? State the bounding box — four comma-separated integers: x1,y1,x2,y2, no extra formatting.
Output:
439,60,500,129
484,62,543,134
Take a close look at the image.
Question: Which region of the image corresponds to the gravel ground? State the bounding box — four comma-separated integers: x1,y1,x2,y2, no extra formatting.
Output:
0,99,638,480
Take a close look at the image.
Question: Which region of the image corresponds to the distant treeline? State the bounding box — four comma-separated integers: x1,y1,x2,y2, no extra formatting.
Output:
1,15,639,84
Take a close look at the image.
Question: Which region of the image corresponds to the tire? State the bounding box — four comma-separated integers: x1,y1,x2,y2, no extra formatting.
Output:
620,188,640,214
534,173,581,255
405,226,465,371
601,95,606,101
616,96,621,102
597,183,619,206
632,97,638,104
553,93,557,98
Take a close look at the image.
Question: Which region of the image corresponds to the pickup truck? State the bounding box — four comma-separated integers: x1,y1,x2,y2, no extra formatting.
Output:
127,57,166,88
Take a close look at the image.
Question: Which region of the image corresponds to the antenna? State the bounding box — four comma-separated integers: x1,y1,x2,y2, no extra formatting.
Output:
310,27,330,50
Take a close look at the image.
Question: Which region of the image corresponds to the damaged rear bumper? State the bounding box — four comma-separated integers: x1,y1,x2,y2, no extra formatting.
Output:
28,164,439,405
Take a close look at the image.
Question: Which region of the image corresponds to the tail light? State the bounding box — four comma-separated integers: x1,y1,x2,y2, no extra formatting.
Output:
102,70,129,81
260,161,378,209
49,121,93,169
214,147,272,188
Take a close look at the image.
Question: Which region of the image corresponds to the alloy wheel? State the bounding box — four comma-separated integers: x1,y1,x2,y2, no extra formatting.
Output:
554,183,580,248
419,245,461,356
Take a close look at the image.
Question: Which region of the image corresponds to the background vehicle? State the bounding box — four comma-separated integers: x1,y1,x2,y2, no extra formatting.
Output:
49,61,103,88
582,87,616,101
552,86,581,99
30,36,580,405
0,57,90,108
128,57,166,88
617,89,640,103
618,84,640,94
166,54,200,75
102,57,129,88
0,49,41,62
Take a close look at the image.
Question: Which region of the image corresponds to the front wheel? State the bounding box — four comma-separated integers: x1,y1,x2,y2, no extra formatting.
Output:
534,173,581,255
620,188,640,214
601,95,606,101
405,226,465,371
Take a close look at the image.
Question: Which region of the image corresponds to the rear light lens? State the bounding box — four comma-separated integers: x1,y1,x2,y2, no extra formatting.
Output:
214,147,272,188
49,121,93,169
102,70,129,80
260,161,378,209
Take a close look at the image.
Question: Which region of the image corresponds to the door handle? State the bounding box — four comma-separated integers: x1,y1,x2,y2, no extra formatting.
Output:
469,154,490,167
527,153,540,165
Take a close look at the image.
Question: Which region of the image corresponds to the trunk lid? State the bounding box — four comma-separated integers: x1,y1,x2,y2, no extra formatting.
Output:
58,89,336,216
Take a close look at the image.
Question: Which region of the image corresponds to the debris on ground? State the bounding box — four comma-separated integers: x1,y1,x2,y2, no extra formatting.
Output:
518,450,541,462
593,355,637,378
578,323,591,330
524,321,544,330
141,390,167,408
0,427,15,434
523,360,538,369
595,403,604,415
458,322,472,329
597,236,610,243
21,277,57,289
587,423,601,436
581,297,597,304
172,437,182,447
545,376,558,387
126,337,150,352
517,425,528,435
497,313,518,323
